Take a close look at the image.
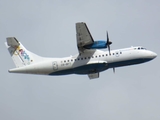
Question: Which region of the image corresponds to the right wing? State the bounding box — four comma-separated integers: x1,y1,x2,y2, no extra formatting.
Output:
76,22,94,52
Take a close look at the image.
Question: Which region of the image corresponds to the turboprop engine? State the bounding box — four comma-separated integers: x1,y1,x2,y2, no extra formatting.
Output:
84,40,107,49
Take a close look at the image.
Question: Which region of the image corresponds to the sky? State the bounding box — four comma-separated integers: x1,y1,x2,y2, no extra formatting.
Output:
0,0,160,120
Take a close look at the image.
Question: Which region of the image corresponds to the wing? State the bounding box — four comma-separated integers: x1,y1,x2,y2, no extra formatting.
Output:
76,22,94,52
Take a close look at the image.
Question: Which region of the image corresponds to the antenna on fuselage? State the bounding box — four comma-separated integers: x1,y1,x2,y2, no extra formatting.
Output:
113,67,115,73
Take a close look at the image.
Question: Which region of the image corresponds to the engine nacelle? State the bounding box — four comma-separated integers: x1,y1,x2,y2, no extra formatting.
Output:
84,40,107,49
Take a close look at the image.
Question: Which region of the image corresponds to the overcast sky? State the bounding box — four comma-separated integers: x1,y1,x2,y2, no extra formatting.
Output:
0,0,160,120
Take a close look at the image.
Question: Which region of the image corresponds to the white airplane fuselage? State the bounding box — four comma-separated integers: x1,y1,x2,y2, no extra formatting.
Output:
9,46,157,76
6,22,157,79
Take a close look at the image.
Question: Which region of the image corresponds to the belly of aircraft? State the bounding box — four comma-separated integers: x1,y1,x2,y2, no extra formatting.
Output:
49,63,108,75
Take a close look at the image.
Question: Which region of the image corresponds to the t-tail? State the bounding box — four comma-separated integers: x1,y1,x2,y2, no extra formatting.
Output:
5,37,44,68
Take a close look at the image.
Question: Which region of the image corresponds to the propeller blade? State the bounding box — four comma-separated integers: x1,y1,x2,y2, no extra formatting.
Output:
106,31,111,55
107,31,109,43
113,67,115,73
108,44,111,55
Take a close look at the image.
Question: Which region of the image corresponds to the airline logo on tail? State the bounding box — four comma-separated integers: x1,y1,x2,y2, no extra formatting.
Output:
18,48,30,61
6,37,43,67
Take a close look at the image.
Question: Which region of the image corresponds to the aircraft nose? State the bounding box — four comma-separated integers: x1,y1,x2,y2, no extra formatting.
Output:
150,52,157,59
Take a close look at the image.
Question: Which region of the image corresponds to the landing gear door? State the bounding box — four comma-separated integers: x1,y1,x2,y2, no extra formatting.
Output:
53,61,58,70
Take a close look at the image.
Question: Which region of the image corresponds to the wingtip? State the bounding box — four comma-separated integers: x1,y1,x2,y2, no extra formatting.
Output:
8,69,11,73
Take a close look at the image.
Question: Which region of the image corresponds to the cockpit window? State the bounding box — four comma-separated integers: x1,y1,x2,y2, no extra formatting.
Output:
135,47,146,50
141,47,146,50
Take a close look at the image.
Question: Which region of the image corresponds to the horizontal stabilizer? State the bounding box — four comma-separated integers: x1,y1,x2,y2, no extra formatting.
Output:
7,37,20,48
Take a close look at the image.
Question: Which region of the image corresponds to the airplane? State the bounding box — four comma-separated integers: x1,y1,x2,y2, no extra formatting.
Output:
5,22,157,79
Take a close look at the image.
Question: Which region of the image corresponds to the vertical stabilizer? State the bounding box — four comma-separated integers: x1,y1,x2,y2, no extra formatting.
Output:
5,37,43,68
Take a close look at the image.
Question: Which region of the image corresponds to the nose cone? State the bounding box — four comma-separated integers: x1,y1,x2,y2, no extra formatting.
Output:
140,50,157,63
143,51,157,59
150,52,157,59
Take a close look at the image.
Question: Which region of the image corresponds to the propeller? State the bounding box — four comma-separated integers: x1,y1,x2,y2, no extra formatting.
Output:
106,31,112,55
106,31,114,73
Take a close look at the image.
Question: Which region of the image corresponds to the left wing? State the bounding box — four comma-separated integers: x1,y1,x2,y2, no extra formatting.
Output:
76,22,94,52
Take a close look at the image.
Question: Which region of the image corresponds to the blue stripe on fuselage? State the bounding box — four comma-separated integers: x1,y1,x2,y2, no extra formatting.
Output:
48,58,153,76
108,58,153,68
49,63,108,75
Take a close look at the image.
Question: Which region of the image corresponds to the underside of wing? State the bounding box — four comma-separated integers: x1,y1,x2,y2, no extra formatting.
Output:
76,22,94,52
